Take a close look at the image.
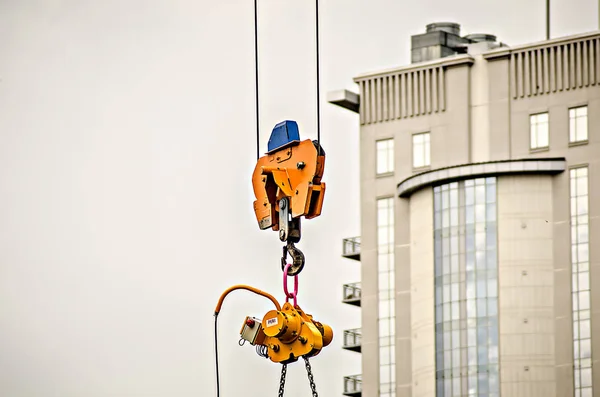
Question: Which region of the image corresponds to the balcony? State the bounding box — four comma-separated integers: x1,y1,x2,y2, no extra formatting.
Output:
342,328,362,352
342,236,361,261
342,282,361,307
343,375,362,397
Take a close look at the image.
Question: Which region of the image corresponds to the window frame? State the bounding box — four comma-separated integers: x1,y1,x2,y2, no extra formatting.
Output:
412,131,431,169
529,112,549,151
569,105,589,145
569,165,593,397
376,138,395,176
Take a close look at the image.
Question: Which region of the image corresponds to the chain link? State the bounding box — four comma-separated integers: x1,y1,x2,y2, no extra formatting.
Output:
278,364,287,397
303,357,319,397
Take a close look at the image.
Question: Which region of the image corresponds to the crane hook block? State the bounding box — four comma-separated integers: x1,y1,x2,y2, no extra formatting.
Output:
252,120,326,232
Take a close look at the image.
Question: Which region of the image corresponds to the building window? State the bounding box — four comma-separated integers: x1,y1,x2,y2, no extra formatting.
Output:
569,106,588,143
530,112,549,150
434,178,498,397
377,197,395,397
377,139,394,175
413,132,430,168
570,167,592,397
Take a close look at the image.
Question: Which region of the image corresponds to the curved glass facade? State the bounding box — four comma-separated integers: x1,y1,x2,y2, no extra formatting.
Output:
570,167,593,397
434,178,499,397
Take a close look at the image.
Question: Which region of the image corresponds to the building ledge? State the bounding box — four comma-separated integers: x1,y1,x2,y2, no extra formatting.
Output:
353,54,474,82
327,89,359,113
483,30,600,60
397,158,566,198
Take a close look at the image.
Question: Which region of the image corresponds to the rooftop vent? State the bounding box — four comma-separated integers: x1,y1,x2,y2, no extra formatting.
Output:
464,33,497,43
426,22,461,36
411,23,500,63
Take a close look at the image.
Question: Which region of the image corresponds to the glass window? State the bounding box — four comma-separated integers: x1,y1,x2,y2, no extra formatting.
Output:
413,132,431,168
581,368,592,387
569,106,588,143
530,112,549,149
434,178,498,397
377,197,395,394
570,167,593,396
376,139,394,174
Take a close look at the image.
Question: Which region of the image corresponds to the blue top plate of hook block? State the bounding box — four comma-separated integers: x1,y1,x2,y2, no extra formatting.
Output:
267,120,301,153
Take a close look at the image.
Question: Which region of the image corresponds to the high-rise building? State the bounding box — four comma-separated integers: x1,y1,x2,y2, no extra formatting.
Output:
330,23,600,397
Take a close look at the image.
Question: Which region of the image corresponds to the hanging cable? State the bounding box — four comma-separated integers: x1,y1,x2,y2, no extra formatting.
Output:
214,314,220,397
214,285,281,397
315,0,321,155
253,0,322,158
254,0,260,160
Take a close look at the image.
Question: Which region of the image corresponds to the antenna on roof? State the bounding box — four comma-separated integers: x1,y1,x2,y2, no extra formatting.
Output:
546,0,550,40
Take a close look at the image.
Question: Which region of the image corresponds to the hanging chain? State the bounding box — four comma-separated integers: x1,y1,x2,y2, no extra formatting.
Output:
278,364,287,397
303,357,319,397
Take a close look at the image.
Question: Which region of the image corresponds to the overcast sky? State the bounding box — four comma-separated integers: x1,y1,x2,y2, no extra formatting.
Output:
0,1,597,396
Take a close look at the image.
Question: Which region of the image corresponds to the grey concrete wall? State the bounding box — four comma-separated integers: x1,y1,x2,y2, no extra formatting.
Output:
395,197,412,397
497,175,556,397
359,123,383,397
409,188,435,397
501,50,600,394
486,57,512,161
432,65,471,168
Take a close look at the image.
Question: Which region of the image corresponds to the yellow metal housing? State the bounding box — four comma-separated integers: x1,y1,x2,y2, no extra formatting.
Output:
258,302,332,364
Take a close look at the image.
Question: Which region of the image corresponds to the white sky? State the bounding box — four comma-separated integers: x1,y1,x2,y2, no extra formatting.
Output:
0,1,596,396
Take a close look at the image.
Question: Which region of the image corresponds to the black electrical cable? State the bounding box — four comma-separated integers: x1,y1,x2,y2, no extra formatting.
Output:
214,314,220,397
315,0,321,155
254,0,260,160
253,0,322,158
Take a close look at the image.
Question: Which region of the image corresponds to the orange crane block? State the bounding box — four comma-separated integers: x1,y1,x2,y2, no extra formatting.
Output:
252,121,325,234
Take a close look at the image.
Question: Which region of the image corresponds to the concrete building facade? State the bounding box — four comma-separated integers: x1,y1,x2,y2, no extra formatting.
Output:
333,24,600,397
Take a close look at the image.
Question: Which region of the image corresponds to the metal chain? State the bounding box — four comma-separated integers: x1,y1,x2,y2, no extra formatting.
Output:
278,364,287,397
303,357,319,397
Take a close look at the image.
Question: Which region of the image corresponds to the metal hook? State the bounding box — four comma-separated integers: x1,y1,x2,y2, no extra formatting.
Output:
281,242,305,276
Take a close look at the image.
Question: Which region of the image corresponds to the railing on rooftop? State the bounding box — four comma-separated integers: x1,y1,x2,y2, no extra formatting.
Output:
342,282,361,307
342,236,361,260
343,375,362,396
342,328,362,352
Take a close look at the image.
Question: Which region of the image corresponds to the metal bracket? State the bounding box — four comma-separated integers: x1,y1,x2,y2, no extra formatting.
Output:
278,198,301,243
